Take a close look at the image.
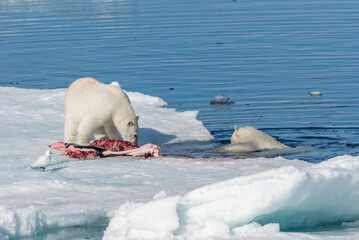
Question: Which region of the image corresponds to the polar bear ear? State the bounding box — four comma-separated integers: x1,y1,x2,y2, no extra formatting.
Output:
234,125,238,131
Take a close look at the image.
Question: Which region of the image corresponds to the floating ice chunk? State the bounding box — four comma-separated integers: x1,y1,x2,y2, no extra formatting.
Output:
309,91,322,97
103,196,181,240
215,95,223,100
232,222,280,235
181,156,359,231
346,142,359,147
210,95,234,105
104,156,359,239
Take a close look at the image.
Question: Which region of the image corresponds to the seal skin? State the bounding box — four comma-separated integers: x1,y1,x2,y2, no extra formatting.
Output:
50,140,160,159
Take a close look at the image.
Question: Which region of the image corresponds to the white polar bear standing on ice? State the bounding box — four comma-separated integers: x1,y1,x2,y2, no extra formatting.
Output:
211,126,288,153
64,77,139,145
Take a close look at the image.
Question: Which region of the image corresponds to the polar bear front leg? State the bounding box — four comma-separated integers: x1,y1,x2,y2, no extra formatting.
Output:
64,113,78,144
76,117,98,145
104,121,120,140
94,126,108,140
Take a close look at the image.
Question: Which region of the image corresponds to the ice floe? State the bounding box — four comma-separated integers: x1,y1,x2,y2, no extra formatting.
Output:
1,86,359,239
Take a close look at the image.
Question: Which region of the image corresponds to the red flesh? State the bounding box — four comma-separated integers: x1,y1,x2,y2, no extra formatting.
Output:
50,139,160,159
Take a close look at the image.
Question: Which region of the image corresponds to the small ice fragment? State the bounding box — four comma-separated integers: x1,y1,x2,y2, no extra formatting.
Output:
215,95,224,100
346,142,359,147
309,91,322,97
153,191,167,200
210,95,234,105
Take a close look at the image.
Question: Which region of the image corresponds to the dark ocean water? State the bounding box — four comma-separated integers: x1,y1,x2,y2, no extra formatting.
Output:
1,1,359,239
1,0,359,163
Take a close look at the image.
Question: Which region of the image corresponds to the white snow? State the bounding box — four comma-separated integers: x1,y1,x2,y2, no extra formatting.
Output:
105,196,181,240
128,90,213,143
1,86,359,239
0,205,44,237
103,155,359,239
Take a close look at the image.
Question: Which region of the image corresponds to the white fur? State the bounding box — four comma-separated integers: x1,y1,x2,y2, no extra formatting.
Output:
32,150,52,171
64,77,139,145
212,126,288,153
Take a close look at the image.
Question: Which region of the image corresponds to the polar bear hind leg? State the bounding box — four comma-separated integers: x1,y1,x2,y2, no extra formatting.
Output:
64,113,78,143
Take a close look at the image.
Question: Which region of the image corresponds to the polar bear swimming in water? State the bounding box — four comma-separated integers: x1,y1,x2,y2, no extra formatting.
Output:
64,77,139,145
211,126,289,153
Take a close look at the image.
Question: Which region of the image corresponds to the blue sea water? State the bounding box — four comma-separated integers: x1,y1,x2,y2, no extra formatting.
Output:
1,0,359,159
1,0,359,239
2,0,359,162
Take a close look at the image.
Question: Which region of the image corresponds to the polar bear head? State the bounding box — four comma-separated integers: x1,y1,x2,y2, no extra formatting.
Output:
119,115,139,145
230,126,258,144
108,86,140,145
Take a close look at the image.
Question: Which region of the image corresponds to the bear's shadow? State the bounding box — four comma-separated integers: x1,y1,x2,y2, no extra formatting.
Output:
138,128,176,145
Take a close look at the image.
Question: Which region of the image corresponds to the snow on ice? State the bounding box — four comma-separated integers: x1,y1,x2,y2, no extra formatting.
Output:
103,155,359,239
1,86,359,239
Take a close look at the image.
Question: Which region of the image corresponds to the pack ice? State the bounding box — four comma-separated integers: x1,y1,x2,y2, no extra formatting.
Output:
104,155,359,240
1,86,359,240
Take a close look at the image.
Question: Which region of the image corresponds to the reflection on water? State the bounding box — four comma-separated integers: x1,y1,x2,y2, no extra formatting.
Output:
1,0,359,162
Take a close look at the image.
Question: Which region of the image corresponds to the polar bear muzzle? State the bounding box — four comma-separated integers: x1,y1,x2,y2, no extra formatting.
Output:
124,133,138,145
122,119,139,145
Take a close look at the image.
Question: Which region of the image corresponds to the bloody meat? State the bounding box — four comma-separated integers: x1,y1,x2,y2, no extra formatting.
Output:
50,139,160,159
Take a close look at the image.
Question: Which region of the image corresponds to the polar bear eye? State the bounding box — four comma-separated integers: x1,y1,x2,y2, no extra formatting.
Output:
128,121,133,126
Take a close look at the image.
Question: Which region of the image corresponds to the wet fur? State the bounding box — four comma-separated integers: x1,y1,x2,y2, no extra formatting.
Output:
212,126,288,153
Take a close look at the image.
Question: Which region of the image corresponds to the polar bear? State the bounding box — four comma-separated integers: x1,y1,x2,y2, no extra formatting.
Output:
64,77,139,145
211,126,288,153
